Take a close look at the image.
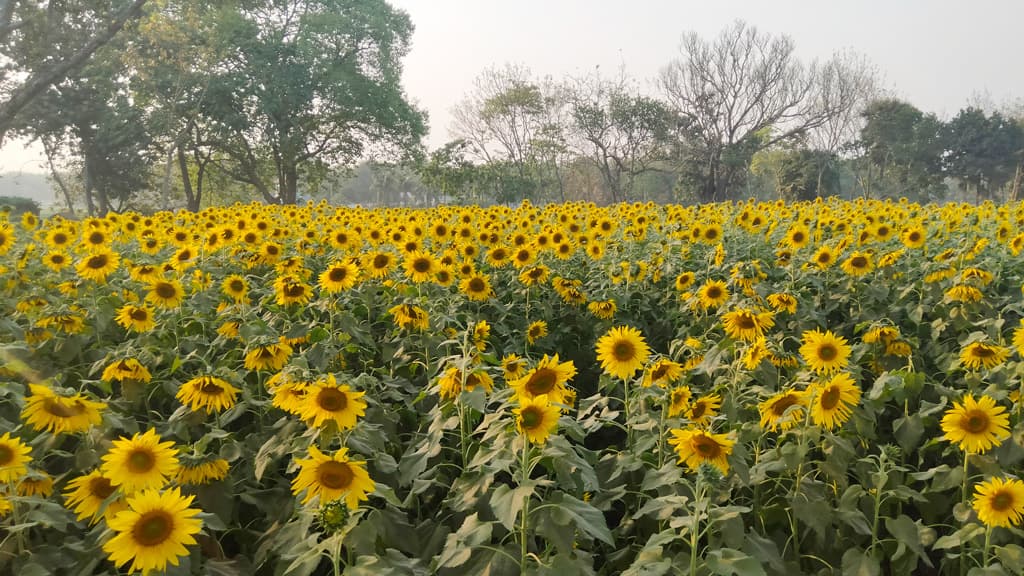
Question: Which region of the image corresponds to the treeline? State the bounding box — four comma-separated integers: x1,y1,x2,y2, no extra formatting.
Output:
2,3,1022,212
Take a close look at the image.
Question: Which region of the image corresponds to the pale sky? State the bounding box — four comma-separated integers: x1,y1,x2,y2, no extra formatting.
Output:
3,0,1023,173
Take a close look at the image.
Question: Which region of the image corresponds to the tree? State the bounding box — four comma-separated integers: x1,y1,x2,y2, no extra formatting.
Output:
451,64,565,202
855,98,946,200
563,68,674,203
0,0,149,143
195,0,426,205
658,20,873,202
943,107,1024,202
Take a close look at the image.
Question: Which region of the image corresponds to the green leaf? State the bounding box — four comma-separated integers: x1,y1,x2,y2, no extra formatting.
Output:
545,491,614,545
996,544,1024,574
894,414,925,453
885,515,931,566
967,565,1009,576
436,513,493,568
490,482,535,531
841,548,880,576
705,548,767,576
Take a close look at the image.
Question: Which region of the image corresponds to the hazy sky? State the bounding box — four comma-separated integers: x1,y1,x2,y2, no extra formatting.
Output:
3,0,1022,173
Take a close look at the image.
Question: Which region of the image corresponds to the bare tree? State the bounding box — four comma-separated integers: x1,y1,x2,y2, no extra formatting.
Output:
659,20,870,202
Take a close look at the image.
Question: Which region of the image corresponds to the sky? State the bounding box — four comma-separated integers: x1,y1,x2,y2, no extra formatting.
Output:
3,0,1023,174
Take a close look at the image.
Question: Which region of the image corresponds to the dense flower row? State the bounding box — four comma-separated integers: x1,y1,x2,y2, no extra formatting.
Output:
1,198,1024,574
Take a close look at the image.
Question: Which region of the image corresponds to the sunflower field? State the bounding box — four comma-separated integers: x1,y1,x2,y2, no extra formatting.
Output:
2,198,1024,576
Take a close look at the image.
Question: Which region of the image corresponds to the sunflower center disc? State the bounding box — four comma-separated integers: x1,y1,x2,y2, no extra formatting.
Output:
284,284,305,297
318,388,348,412
44,398,85,418
130,309,149,321
694,438,719,457
128,450,155,473
992,492,1014,511
87,256,108,269
199,382,224,395
772,396,799,416
469,278,485,292
737,316,756,330
973,347,995,358
90,476,116,499
521,407,543,429
0,445,12,465
526,369,556,396
820,387,842,410
706,287,722,299
817,345,837,361
229,280,244,293
318,461,354,489
329,268,346,282
851,257,867,268
964,411,989,434
155,283,177,299
690,402,707,419
413,259,430,273
612,342,635,362
133,511,173,546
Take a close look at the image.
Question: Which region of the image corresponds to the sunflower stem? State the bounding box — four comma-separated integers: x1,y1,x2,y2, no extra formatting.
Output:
982,525,993,567
961,452,971,576
520,436,531,572
622,377,632,448
689,472,704,576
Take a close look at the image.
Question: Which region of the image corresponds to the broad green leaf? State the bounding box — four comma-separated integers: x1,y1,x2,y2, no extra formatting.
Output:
545,491,614,545
705,548,767,576
841,548,880,576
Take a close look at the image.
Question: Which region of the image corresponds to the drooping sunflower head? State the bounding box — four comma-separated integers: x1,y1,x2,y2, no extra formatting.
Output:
176,376,241,413
0,432,32,483
64,469,127,524
960,342,1010,371
686,393,722,427
21,383,105,435
526,320,548,345
643,359,683,388
667,428,734,474
666,385,693,418
595,326,651,380
758,391,806,432
806,372,861,431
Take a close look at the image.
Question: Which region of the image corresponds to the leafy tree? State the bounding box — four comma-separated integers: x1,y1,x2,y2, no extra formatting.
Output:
854,98,946,200
192,0,426,205
0,0,149,143
943,107,1024,202
776,149,840,201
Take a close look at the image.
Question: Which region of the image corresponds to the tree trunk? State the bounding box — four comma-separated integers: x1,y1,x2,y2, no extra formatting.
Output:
161,146,175,212
41,137,76,216
178,147,198,211
1010,158,1023,202
279,162,298,204
82,156,95,216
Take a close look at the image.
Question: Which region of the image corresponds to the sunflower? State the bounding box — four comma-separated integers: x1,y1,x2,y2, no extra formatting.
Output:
291,445,375,509
901,225,926,249
76,249,120,283
1013,320,1024,357
21,383,106,434
841,251,874,276
388,303,429,331
595,325,650,380
42,250,70,272
666,386,693,417
17,470,54,497
941,394,1010,454
807,372,861,430
403,250,437,283
176,459,230,485
960,342,1010,371
0,495,11,517
973,477,1024,528
319,261,360,293
696,280,730,310
176,376,241,413
102,488,203,575
518,265,550,287
0,432,32,483
63,469,127,524
101,429,179,492
146,278,185,309
221,274,249,303
810,245,837,270
438,366,495,401
502,353,527,381
686,393,721,427
102,358,152,383
364,251,395,279
509,354,577,405
269,376,309,415
115,304,156,333
526,320,548,345
588,299,617,320
643,359,683,388
514,394,561,444
759,391,807,432
675,272,696,292
765,293,797,314
799,329,851,375
298,374,367,430
784,225,811,250
721,308,774,342
244,342,293,371
667,428,735,474
460,273,494,302
946,285,983,303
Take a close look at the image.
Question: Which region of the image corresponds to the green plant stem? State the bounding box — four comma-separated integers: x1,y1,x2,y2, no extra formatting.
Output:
982,526,992,567
657,403,667,468
689,473,704,576
331,535,343,576
869,470,885,557
520,437,531,572
622,377,631,448
961,453,970,576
